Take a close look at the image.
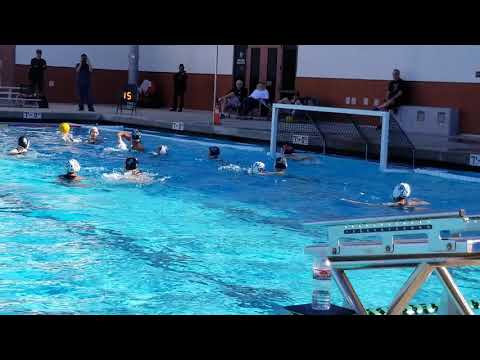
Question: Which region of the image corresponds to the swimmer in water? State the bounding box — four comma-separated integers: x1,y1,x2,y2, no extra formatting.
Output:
8,136,30,155
154,145,168,155
341,182,429,209
125,157,141,176
248,159,286,176
117,129,145,152
387,183,429,208
208,146,220,160
281,143,313,161
58,159,82,182
251,161,266,174
59,122,81,143
87,127,101,144
274,157,288,174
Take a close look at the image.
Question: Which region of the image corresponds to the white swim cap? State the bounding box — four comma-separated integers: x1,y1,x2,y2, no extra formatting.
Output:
252,161,266,173
158,145,168,155
66,159,81,173
90,127,99,135
392,183,411,200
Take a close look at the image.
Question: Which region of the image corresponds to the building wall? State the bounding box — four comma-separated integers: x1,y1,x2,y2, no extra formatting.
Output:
140,45,233,74
11,45,480,133
295,45,480,133
0,45,16,86
15,45,131,70
297,45,480,82
14,45,234,109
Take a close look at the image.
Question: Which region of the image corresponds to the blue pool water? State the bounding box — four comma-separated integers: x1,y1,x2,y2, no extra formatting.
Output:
0,123,479,314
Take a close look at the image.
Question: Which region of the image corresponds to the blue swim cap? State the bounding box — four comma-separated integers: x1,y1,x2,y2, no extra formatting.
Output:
275,157,287,170
132,130,141,141
125,157,138,171
209,146,220,157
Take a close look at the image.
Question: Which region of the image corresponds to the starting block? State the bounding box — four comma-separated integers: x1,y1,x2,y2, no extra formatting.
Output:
302,209,480,315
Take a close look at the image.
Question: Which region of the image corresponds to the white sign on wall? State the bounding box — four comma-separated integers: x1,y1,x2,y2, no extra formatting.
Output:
469,154,480,167
23,112,42,120
172,122,184,131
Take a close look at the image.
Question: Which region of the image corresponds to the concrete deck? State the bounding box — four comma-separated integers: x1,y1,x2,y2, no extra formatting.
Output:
1,103,480,170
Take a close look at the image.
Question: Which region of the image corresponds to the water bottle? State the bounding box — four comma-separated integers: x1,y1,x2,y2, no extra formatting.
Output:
312,257,332,311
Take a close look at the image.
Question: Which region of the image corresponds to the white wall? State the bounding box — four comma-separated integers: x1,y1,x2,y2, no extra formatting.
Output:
16,45,130,70
140,45,233,74
297,45,480,83
16,45,234,75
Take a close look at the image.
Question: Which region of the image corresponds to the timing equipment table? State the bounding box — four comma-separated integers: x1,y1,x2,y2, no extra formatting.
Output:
303,210,480,315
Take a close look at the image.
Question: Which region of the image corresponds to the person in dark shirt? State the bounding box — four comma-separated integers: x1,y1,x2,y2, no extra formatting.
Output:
29,49,47,96
218,79,247,117
374,69,406,113
75,53,95,112
170,64,188,112
278,91,303,105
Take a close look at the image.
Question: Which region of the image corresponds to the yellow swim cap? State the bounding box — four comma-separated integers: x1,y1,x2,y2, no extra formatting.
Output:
59,122,70,134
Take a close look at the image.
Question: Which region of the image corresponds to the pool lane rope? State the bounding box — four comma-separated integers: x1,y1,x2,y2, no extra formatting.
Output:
365,299,480,315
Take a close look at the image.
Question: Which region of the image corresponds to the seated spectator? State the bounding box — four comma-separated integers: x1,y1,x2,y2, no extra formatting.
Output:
138,79,158,107
243,82,270,116
139,79,153,97
218,79,247,117
278,91,303,106
374,69,406,114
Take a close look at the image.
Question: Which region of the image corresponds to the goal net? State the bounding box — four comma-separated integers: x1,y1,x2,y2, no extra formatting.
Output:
270,103,415,170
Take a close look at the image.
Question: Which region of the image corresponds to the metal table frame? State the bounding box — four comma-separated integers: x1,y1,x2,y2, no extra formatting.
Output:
330,254,480,315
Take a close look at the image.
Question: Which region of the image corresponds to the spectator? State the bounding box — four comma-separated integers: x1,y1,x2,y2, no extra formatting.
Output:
374,69,406,114
218,79,247,117
243,82,270,116
278,91,303,105
138,79,157,107
75,53,95,112
139,79,153,97
170,64,187,112
29,49,47,96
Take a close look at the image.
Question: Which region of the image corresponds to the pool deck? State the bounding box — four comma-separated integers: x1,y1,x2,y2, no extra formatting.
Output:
1,103,480,170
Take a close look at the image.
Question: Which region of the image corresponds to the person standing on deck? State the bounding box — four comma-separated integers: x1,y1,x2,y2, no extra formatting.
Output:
29,49,47,96
75,53,95,112
170,64,188,112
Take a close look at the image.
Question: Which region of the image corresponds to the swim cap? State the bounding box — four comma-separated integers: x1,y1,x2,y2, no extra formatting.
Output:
132,129,141,142
59,122,70,134
252,161,266,173
66,159,81,173
209,146,220,157
392,183,411,200
125,157,138,171
282,144,295,155
90,127,99,135
158,145,168,155
275,157,288,170
18,136,30,149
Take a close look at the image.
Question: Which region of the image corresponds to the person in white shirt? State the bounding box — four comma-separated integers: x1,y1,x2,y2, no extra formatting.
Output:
249,83,269,100
243,82,270,116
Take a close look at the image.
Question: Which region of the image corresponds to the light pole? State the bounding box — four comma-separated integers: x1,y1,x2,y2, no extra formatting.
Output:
212,45,219,124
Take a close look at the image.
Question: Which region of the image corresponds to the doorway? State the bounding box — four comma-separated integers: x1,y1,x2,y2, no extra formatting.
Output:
246,45,282,101
233,45,298,102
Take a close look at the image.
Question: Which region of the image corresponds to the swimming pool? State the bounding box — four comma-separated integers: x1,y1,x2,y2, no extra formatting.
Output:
0,123,479,314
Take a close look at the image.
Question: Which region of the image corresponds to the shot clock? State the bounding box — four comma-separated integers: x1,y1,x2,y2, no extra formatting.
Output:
117,84,138,114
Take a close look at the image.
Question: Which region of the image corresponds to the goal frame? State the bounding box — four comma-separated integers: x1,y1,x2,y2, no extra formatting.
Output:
270,103,391,171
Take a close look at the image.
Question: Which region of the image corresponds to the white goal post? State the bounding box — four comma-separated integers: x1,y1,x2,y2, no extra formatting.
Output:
270,103,391,171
